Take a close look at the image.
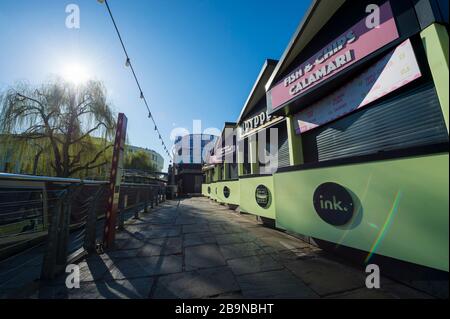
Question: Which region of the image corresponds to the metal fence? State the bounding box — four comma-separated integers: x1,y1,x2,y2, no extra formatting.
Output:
0,172,167,295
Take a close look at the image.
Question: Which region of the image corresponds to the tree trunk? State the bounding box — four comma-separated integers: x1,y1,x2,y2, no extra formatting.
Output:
33,150,43,175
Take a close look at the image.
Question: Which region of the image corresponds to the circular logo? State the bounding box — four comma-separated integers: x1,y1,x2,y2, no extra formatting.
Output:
255,185,271,208
313,182,354,226
223,186,230,198
207,186,211,194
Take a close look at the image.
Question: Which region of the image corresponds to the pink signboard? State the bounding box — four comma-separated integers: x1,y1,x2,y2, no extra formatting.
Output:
267,1,399,113
294,39,422,134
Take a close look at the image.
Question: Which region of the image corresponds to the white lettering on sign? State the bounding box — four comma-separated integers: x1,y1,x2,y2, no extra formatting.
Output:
284,31,356,89
288,50,354,96
242,111,272,134
294,39,421,134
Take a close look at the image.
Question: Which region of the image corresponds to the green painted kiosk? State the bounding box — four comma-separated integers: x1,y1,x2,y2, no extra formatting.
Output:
265,0,449,271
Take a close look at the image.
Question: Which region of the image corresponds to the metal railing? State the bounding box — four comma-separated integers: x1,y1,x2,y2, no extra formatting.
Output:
0,172,167,295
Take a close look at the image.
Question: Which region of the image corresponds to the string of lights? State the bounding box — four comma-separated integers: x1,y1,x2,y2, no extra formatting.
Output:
100,0,173,162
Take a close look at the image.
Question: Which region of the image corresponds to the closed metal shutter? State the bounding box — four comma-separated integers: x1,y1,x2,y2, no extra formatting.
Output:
229,163,238,179
276,121,291,168
259,121,290,173
303,83,449,163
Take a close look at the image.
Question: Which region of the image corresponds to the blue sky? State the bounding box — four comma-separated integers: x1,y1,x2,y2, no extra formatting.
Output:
0,0,310,170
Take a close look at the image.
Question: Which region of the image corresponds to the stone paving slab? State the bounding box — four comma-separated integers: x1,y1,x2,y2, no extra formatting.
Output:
183,232,217,247
20,197,439,299
284,257,366,296
108,255,183,280
151,266,239,299
237,269,319,299
34,277,154,299
227,254,284,275
184,244,227,270
219,242,265,260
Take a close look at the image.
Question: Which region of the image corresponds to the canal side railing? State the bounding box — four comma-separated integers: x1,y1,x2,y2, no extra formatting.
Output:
0,172,167,293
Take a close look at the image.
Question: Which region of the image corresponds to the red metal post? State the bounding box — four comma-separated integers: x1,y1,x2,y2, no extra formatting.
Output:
103,113,127,249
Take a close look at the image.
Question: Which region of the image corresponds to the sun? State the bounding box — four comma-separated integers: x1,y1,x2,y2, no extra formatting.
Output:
61,62,90,85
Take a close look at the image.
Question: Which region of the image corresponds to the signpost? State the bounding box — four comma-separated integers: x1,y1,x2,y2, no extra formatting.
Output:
103,113,127,249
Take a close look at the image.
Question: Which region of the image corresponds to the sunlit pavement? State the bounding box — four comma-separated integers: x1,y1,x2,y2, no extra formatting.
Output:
31,197,432,299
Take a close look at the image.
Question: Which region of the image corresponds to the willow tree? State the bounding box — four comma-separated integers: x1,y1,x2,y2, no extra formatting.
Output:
0,79,116,178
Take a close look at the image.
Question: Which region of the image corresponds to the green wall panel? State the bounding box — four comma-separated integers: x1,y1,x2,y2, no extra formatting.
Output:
274,154,449,271
216,180,240,206
201,183,209,197
421,24,449,132
215,182,225,203
239,176,276,219
209,183,218,201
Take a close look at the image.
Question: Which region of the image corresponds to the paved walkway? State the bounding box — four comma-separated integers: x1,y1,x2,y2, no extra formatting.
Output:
32,197,432,299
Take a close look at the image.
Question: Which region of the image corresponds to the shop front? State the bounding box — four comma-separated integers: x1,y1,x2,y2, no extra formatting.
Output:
201,165,214,197
236,59,289,220
206,123,241,207
266,0,449,271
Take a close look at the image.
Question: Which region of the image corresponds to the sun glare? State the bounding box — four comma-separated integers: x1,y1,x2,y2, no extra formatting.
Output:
61,62,90,85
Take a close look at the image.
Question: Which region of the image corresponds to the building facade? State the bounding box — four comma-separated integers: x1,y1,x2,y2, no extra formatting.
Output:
126,145,165,172
174,133,217,195
203,0,449,275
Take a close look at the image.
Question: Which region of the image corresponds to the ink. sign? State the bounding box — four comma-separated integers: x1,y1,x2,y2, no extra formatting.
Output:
313,182,354,226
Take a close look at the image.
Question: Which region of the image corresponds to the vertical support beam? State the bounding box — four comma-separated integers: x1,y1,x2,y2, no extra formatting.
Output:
103,113,127,249
420,23,449,132
223,163,229,180
236,128,245,176
213,165,218,182
287,115,304,166
249,134,259,174
237,151,244,176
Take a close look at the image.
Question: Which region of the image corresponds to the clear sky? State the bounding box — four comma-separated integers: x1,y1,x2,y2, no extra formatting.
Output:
0,0,311,171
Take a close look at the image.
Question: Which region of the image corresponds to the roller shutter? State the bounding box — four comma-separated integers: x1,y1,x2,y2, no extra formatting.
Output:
302,83,449,163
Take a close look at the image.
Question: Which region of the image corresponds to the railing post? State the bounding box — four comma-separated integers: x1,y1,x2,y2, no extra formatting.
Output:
144,186,149,213
56,184,81,266
118,192,126,231
134,188,140,219
40,184,82,280
40,188,68,280
150,186,154,209
84,185,105,254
